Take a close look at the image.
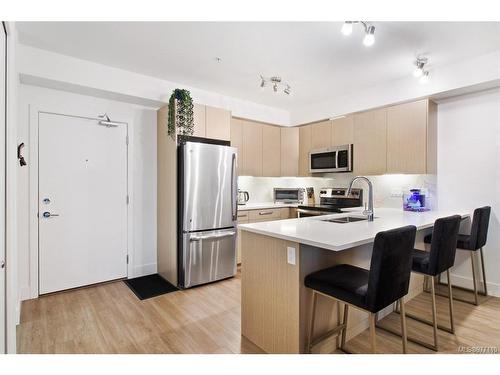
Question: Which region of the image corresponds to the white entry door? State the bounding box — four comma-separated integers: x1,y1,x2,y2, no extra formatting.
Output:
0,22,7,353
38,112,128,295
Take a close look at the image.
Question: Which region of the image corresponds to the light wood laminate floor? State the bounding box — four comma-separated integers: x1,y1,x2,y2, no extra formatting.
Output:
17,272,500,354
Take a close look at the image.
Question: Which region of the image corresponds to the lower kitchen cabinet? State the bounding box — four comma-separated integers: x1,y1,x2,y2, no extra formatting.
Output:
236,207,296,264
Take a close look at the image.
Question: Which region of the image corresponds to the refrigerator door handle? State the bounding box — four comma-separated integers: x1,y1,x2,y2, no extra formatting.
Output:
231,152,237,221
190,231,236,242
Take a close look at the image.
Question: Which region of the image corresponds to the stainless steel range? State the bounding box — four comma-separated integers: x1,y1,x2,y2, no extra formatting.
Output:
296,188,363,218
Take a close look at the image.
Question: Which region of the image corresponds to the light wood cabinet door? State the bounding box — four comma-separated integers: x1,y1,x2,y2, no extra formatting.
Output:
387,100,428,174
206,106,231,141
299,125,312,176
332,115,354,146
262,125,281,177
192,104,206,137
311,120,332,150
280,127,299,177
242,121,263,176
236,211,249,265
354,108,387,175
230,117,244,174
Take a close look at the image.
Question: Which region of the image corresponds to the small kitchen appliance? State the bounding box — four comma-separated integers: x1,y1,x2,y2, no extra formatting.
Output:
238,190,250,205
273,188,304,204
309,144,353,173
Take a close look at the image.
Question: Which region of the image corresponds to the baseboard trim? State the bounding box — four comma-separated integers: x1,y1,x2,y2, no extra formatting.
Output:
131,262,157,278
445,272,500,297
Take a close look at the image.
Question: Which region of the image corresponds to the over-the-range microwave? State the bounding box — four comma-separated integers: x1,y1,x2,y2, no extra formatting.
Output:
309,144,353,173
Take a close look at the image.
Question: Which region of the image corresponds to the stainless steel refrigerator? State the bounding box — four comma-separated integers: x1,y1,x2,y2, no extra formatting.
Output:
177,136,237,288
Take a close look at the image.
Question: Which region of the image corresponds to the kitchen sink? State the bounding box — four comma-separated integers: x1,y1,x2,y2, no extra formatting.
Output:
322,216,370,224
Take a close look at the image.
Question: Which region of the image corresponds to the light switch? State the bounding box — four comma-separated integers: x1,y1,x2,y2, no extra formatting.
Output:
287,246,296,265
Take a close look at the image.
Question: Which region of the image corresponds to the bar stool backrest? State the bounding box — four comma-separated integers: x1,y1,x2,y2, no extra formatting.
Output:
429,215,462,275
469,206,491,250
366,225,416,313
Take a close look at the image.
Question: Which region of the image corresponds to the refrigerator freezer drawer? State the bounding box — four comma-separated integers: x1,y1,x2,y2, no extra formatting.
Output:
181,228,237,288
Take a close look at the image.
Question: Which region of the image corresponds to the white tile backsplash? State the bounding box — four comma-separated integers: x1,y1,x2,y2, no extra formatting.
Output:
238,174,436,209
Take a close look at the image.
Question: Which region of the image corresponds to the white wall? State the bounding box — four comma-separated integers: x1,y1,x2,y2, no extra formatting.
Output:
239,174,436,209
292,50,500,125
17,85,157,301
17,44,290,126
437,88,500,296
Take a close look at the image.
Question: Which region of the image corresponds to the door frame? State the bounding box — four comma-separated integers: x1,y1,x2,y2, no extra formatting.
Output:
28,105,134,298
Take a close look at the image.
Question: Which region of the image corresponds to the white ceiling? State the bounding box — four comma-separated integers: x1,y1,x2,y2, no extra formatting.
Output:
16,22,500,111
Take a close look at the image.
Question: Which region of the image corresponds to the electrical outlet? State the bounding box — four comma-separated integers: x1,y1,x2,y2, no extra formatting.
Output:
287,246,296,265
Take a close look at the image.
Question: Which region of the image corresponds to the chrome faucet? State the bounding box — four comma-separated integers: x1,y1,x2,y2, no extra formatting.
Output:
347,176,374,221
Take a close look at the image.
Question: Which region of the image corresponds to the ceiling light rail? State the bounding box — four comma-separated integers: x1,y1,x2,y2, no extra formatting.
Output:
341,21,376,47
413,57,430,84
260,75,291,95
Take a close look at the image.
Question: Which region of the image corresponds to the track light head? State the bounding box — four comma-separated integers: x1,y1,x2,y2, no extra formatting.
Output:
419,71,430,84
363,25,375,47
284,85,291,95
341,22,353,36
413,57,428,77
260,77,266,88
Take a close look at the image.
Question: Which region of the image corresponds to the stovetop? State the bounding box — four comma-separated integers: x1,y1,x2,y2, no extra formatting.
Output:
297,204,344,213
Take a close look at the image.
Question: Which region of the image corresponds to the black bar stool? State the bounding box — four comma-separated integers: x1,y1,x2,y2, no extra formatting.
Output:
304,225,416,354
425,206,491,305
377,215,462,351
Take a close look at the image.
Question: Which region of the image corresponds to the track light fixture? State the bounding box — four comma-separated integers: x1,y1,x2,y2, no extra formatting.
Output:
259,75,291,95
341,21,376,47
413,57,430,84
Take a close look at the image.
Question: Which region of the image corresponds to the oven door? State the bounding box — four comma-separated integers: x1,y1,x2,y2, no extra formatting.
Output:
296,209,329,218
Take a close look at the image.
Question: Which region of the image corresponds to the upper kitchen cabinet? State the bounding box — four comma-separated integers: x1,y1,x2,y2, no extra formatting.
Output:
354,108,387,175
262,125,281,177
298,125,312,176
280,127,299,177
205,106,231,141
230,117,244,173
242,120,263,176
311,120,332,150
331,115,354,146
386,99,437,174
192,103,206,137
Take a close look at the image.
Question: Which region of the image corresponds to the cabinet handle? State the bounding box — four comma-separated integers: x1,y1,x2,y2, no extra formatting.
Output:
238,213,248,218
259,211,274,216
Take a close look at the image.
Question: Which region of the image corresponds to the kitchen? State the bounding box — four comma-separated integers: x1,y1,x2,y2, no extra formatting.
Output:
1,12,500,368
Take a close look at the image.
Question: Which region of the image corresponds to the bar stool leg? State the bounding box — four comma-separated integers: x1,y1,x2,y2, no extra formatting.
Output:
369,313,377,354
470,252,479,306
430,276,439,349
399,297,408,354
307,291,318,353
480,247,488,296
447,269,455,333
340,304,349,352
336,301,341,349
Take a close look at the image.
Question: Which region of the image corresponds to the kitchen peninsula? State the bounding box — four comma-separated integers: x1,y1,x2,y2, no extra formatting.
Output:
239,208,469,354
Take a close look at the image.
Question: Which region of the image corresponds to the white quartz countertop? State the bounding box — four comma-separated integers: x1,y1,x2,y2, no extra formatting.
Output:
239,208,470,252
237,202,299,210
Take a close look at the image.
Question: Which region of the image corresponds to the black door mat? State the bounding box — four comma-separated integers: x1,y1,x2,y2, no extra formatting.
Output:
124,274,179,300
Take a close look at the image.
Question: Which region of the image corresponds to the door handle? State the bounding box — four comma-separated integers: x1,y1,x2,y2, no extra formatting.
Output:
42,212,60,218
